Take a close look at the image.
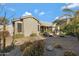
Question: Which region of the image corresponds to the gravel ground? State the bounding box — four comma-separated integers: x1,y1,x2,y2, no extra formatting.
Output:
43,36,79,56
1,35,79,56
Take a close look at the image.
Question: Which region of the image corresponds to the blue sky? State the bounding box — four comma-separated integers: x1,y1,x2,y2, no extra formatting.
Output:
0,3,79,23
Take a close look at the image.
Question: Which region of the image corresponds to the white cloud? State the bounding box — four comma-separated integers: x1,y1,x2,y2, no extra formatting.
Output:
22,11,32,16
34,9,45,16
55,16,59,20
39,11,45,16
62,3,79,10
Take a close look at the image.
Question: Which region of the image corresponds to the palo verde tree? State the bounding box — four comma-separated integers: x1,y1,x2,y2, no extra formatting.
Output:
0,4,15,55
62,4,79,40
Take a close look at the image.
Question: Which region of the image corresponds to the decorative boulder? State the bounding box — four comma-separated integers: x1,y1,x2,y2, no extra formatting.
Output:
46,45,54,51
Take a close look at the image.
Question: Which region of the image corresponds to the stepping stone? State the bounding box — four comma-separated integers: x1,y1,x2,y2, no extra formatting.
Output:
46,45,54,51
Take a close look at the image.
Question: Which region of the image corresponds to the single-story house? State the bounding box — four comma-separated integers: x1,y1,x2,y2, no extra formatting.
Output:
12,15,41,37
12,15,53,37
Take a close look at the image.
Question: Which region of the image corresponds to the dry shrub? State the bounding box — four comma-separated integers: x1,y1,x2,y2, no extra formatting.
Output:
54,44,62,49
20,42,32,52
0,45,14,53
23,45,33,56
0,31,10,37
30,33,37,37
30,40,45,56
20,40,45,56
64,50,77,56
14,34,24,38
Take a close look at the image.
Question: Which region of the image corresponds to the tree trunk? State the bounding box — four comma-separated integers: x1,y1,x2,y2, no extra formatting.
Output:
3,19,6,56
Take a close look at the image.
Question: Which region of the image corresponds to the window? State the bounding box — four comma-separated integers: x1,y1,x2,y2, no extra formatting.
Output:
17,23,22,32
38,25,40,31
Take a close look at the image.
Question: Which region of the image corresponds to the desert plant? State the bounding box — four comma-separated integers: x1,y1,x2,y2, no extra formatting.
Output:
54,44,63,49
64,50,77,56
30,40,45,56
21,40,45,56
14,34,24,38
30,33,37,37
0,45,14,53
0,31,10,37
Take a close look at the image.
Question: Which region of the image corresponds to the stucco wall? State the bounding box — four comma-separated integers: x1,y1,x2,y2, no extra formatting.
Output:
23,17,40,36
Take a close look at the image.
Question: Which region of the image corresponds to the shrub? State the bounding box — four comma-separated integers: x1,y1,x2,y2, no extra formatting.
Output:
30,33,37,37
54,44,62,49
0,45,14,53
43,32,49,37
59,35,65,37
21,40,45,56
14,34,24,38
20,42,32,52
30,40,45,56
39,33,44,37
0,31,10,37
66,32,76,37
64,50,77,56
76,32,79,40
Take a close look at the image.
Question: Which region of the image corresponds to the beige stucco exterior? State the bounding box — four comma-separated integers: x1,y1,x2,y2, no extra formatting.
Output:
23,17,40,36
13,16,40,37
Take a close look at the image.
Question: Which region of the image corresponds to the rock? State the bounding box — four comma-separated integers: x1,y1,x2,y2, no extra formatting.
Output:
0,47,22,56
46,45,54,51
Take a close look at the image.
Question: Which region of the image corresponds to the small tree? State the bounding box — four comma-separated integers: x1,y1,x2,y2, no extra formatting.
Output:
0,4,15,55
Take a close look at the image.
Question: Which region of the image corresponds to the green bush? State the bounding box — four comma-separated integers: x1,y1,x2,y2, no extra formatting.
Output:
76,32,79,40
30,33,37,37
14,34,24,38
64,50,77,56
39,33,44,37
66,32,76,36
